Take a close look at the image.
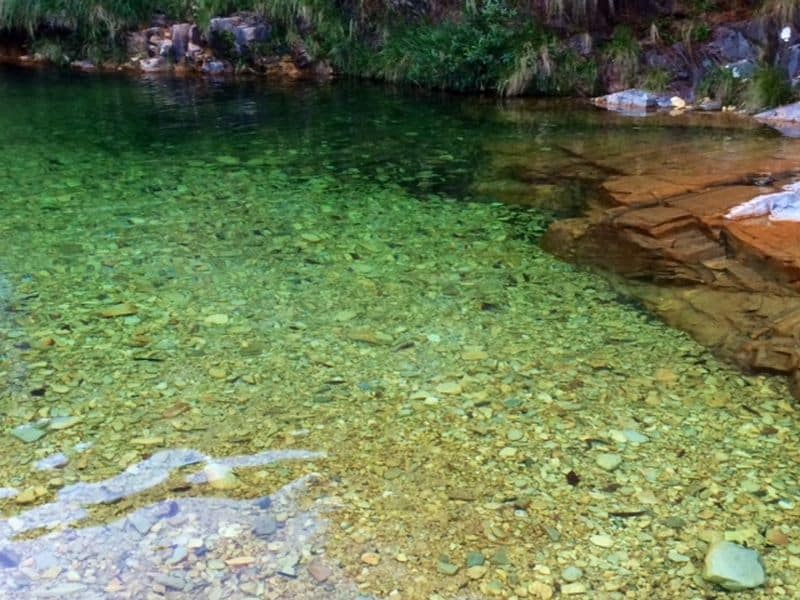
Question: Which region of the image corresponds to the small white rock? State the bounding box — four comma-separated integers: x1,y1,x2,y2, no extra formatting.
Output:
590,534,614,548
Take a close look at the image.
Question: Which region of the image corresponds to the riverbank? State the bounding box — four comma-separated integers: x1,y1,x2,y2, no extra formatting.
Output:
1,1,800,107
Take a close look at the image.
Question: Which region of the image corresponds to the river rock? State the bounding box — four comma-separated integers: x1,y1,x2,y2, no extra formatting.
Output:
703,540,766,591
596,453,622,471
10,424,45,443
139,57,168,73
592,89,660,110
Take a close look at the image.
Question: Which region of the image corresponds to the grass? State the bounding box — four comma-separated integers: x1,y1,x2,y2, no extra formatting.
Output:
744,65,794,111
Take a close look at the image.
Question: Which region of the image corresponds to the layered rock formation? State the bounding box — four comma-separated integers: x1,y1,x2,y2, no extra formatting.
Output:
539,134,800,394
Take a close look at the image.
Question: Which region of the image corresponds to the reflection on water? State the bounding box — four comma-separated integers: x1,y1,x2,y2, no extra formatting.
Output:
0,449,358,599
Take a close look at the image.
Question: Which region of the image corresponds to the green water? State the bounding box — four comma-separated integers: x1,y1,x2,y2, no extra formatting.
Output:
0,67,798,599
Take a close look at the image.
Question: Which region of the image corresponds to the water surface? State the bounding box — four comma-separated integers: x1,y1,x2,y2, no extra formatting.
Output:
0,67,798,599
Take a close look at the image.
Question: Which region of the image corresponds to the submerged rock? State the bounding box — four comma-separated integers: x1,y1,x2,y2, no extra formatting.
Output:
703,540,766,591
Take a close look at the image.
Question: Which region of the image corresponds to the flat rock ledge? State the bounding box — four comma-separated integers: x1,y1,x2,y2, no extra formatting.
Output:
541,140,800,398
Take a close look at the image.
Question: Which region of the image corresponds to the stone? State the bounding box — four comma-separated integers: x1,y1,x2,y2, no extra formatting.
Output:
10,424,45,443
561,566,583,582
307,558,332,582
528,581,554,599
203,463,239,490
171,23,192,61
590,534,614,548
595,453,622,471
203,313,229,325
506,428,524,441
48,416,81,430
35,453,69,470
561,582,587,595
360,552,380,566
98,303,138,318
466,565,487,579
252,515,278,538
466,551,485,567
437,559,460,575
592,89,660,110
703,540,766,591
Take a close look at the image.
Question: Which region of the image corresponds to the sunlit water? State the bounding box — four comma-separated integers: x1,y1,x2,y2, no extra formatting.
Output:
0,67,798,599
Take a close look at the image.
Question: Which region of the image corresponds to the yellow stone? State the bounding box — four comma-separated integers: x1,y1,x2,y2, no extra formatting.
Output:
226,556,255,566
360,552,380,566
99,303,138,318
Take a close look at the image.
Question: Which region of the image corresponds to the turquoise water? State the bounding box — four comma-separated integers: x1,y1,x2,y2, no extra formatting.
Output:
0,66,797,599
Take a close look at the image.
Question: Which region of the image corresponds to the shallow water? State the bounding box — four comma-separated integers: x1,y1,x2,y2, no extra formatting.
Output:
0,66,798,599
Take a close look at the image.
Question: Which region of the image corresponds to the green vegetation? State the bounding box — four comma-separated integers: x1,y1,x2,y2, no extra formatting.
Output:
0,0,797,101
744,65,794,110
602,26,640,88
368,2,595,95
639,67,671,93
698,65,743,106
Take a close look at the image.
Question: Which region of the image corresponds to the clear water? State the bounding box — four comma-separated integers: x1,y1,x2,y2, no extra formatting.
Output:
0,67,798,599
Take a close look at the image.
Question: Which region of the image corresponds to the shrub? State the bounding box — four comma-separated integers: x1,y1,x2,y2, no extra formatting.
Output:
697,65,743,106
744,65,794,110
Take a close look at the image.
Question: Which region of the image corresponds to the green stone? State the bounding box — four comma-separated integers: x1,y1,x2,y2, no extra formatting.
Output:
10,425,46,443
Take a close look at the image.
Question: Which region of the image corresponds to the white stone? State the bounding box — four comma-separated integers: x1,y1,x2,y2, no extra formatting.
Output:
703,540,766,591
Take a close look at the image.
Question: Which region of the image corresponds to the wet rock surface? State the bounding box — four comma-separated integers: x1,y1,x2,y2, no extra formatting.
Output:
535,131,800,396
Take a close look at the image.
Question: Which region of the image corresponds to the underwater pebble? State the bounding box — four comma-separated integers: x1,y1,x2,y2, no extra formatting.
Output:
203,314,229,325
703,540,766,591
360,552,380,566
10,425,46,443
35,453,69,471
595,453,622,471
561,566,583,582
590,534,614,548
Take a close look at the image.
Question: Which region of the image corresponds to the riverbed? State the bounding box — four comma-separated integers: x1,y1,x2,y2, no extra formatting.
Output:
0,67,798,599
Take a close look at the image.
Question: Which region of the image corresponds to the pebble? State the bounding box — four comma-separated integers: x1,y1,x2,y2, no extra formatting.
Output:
152,574,185,590
466,565,487,579
499,446,517,458
203,463,239,490
252,515,278,537
561,582,587,595
436,381,462,395
437,559,459,575
10,424,46,443
166,546,188,565
590,534,614,548
203,313,229,325
48,416,81,430
595,453,622,471
528,581,554,599
307,559,332,583
561,566,583,581
99,303,137,318
128,513,156,536
703,540,766,591
466,551,485,567
623,429,648,443
506,428,524,441
661,516,686,530
35,453,69,471
15,487,45,505
360,552,380,566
